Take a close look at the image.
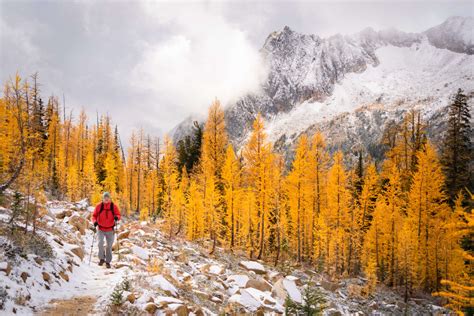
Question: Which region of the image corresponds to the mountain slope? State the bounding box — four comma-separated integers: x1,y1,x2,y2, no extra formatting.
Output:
172,16,474,155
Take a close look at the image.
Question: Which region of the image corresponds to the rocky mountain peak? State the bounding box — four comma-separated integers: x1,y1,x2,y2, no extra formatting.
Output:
424,16,473,54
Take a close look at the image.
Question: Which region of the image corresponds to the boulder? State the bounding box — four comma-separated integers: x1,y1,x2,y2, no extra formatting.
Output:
118,230,130,240
321,279,339,292
272,277,302,304
149,275,178,297
325,308,342,316
246,278,272,292
68,214,88,235
20,272,30,283
239,261,266,274
55,209,73,219
166,304,188,316
144,302,158,314
59,271,69,282
83,211,91,221
132,245,149,260
34,257,43,265
70,246,84,260
227,275,250,288
126,292,136,304
42,272,51,282
0,262,11,276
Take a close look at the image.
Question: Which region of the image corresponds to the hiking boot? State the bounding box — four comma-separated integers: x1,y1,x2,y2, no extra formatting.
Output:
98,259,105,266
106,263,111,269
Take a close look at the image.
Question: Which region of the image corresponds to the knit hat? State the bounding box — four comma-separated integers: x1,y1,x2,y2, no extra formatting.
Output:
103,192,111,200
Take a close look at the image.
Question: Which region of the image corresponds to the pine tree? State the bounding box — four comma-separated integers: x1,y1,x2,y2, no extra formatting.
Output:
441,88,472,202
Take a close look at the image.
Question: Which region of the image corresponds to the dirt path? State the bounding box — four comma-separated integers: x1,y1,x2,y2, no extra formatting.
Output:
35,231,126,315
39,296,97,315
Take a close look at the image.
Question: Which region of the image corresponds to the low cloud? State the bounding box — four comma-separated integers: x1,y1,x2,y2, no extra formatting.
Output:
133,3,268,117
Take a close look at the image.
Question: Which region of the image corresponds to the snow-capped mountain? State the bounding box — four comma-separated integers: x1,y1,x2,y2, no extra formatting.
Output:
173,16,474,157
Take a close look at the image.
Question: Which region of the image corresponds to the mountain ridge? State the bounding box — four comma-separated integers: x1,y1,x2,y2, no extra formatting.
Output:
172,16,474,156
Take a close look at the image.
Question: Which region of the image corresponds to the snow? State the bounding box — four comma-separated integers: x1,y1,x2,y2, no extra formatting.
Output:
227,274,250,287
149,275,178,297
0,262,8,270
265,39,474,144
229,288,283,312
283,277,302,303
131,245,149,260
208,264,224,275
239,261,266,273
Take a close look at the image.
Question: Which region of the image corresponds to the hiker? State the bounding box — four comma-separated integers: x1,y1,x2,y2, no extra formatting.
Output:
92,192,121,268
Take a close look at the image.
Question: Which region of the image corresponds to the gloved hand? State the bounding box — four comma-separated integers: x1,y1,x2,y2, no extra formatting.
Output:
94,222,98,227
114,216,119,222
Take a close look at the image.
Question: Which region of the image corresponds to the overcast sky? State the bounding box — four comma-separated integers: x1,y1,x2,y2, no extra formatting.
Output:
1,0,473,140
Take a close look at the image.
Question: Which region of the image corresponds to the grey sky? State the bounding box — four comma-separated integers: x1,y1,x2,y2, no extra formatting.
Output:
1,0,473,141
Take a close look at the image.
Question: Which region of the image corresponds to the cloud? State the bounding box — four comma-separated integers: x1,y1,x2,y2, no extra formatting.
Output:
0,0,472,144
132,2,268,118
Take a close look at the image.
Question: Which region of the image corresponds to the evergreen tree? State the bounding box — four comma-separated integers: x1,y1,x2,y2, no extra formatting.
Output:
441,88,472,202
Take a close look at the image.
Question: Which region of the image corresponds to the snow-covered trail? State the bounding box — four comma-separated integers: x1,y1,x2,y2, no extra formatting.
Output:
37,230,127,315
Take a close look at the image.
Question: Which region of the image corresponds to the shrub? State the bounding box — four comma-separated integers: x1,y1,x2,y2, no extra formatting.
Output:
285,283,326,316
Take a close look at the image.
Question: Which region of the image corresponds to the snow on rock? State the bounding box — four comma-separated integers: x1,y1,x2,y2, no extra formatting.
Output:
149,275,178,297
229,287,283,313
227,274,250,288
239,261,266,274
131,245,149,260
272,276,302,304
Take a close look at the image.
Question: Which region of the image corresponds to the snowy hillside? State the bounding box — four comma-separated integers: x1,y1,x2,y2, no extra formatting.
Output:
0,197,449,315
172,16,474,155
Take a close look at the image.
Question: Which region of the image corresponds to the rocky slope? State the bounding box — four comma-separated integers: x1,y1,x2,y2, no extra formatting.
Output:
0,197,450,315
172,16,474,157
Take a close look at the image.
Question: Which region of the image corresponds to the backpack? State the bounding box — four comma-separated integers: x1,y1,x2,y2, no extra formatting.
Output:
97,202,117,228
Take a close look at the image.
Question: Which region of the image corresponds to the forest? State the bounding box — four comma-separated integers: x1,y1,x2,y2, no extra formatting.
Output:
0,73,472,313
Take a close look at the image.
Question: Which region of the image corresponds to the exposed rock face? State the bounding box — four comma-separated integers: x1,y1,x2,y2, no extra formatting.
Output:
172,16,474,159
424,16,474,54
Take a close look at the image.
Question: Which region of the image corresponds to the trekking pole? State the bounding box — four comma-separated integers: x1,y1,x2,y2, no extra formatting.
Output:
115,220,121,261
89,228,96,265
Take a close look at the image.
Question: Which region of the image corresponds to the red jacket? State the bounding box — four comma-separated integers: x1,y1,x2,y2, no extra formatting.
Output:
92,202,121,232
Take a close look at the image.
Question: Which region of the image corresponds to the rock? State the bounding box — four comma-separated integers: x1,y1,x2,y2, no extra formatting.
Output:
246,278,272,292
55,209,73,219
115,262,132,269
271,277,302,304
149,275,178,297
144,302,158,314
166,304,188,316
209,265,224,275
321,279,339,292
68,214,88,235
326,308,342,316
227,275,250,288
70,246,84,260
239,261,266,274
126,293,136,303
59,271,69,282
83,211,91,221
34,257,43,265
0,262,11,276
118,230,130,240
132,245,149,260
42,272,51,282
20,272,29,283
